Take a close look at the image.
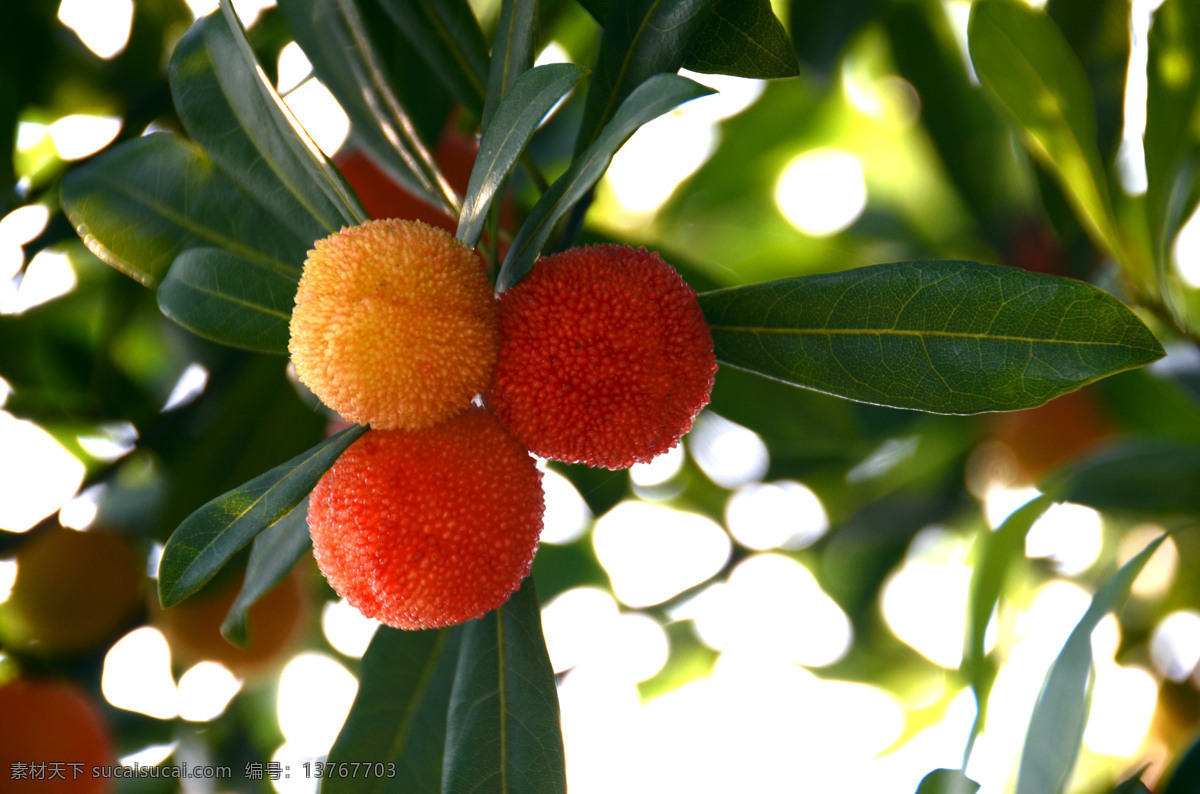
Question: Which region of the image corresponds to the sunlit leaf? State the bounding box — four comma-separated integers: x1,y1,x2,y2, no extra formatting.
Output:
968,1,1130,278
326,627,462,794
1145,0,1200,255
965,495,1054,750
60,134,309,287
443,577,565,794
915,768,981,794
156,247,295,354
1044,440,1200,516
576,0,715,153
458,64,586,247
277,0,453,204
497,73,714,291
1015,533,1168,794
170,0,365,235
698,260,1164,415
482,0,539,131
158,425,366,608
1163,733,1200,794
220,497,312,646
375,0,489,119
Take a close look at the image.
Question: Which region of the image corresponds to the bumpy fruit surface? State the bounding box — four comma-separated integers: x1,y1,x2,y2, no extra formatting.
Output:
308,407,544,630
0,679,114,793
488,245,717,470
289,219,499,430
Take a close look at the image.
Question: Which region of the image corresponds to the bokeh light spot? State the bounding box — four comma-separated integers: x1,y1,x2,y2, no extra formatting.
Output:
57,0,134,59
102,627,180,719
593,501,731,608
178,661,242,722
687,412,769,489
321,598,380,659
725,480,829,551
775,148,867,237
0,412,86,533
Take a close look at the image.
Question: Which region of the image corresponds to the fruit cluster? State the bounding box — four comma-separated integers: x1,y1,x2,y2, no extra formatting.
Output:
290,215,716,630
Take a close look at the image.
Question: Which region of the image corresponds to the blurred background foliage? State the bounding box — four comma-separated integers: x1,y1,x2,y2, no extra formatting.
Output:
1,0,1199,792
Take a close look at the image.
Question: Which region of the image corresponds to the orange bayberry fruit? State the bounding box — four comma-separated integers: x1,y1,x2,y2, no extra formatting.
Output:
289,219,499,430
487,245,717,470
308,407,544,629
0,678,114,794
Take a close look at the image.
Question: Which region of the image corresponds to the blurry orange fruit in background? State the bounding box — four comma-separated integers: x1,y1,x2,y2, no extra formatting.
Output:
0,678,115,793
0,525,143,656
153,570,308,679
989,386,1116,484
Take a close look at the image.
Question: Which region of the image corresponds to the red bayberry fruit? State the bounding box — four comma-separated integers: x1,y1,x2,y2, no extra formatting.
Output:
0,679,114,794
289,219,499,431
488,245,717,470
308,407,544,630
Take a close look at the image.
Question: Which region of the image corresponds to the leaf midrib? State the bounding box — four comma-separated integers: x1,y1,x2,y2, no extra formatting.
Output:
709,324,1159,350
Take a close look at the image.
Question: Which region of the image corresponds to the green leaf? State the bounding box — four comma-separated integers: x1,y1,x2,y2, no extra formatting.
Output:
458,64,586,247
497,73,714,291
326,627,462,794
1163,733,1200,794
220,497,313,646
790,0,880,75
698,260,1165,415
443,577,565,794
915,768,981,794
575,0,715,153
682,0,797,78
158,425,366,608
965,495,1054,752
1110,774,1153,794
374,0,489,119
1044,440,1200,516
1145,0,1200,314
482,0,539,131
1015,533,1169,794
156,247,295,354
60,134,309,287
276,0,453,205
170,0,365,236
968,1,1128,275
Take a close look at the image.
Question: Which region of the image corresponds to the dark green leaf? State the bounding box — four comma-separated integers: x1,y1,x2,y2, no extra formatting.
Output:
790,0,880,76
965,495,1054,750
170,0,365,236
1044,441,1200,516
915,768,981,794
698,260,1165,415
443,577,565,794
575,0,715,153
883,2,1018,226
375,0,489,119
1016,533,1168,794
458,64,586,247
482,0,539,131
1163,732,1200,794
60,134,309,287
220,497,313,646
326,627,462,794
277,0,453,205
1146,0,1200,265
158,425,366,608
968,1,1127,274
156,247,295,354
682,0,798,79
1110,773,1153,794
497,73,714,291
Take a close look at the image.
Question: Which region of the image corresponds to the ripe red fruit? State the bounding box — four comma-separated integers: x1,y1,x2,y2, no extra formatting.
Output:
308,407,544,630
487,245,717,470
